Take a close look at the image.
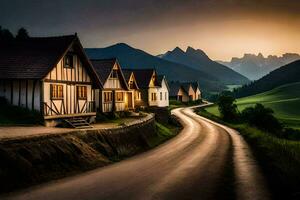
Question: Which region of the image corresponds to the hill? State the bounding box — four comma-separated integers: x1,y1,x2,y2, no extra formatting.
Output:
206,82,300,129
218,53,300,80
235,60,300,98
85,43,224,92
159,46,249,85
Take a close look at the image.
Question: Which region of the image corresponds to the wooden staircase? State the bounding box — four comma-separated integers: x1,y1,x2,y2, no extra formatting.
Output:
64,117,93,129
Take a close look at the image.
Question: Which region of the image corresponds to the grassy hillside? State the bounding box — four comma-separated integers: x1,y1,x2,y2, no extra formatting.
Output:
235,60,300,97
206,82,300,129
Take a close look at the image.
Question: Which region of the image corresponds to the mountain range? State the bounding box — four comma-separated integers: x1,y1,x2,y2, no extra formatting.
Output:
85,43,249,92
218,53,300,80
159,47,249,85
235,60,300,98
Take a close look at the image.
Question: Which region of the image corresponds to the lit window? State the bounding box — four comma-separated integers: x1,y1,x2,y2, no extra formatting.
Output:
77,86,87,100
104,92,112,102
51,84,63,99
64,54,73,68
151,93,156,101
116,92,124,101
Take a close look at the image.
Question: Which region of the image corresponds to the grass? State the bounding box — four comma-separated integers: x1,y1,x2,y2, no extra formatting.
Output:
206,82,300,129
197,109,300,199
0,98,42,125
147,122,179,148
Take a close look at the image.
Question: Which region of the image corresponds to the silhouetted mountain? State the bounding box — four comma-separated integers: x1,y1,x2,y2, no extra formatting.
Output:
85,43,225,92
159,46,249,85
218,53,300,80
235,60,300,97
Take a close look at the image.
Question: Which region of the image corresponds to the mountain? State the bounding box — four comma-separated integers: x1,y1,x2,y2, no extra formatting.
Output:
218,53,300,80
159,46,249,85
85,43,224,92
235,60,300,98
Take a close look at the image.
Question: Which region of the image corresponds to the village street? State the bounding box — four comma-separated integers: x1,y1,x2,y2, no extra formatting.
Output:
3,106,270,200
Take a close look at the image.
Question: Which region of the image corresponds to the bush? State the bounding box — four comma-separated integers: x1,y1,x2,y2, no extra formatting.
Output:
241,104,283,135
217,94,239,122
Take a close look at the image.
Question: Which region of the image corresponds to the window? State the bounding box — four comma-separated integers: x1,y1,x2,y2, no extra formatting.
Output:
116,92,124,101
129,80,134,89
151,93,156,101
64,54,73,68
110,69,118,79
165,92,167,100
51,84,63,99
135,91,141,100
104,92,112,102
160,92,162,100
77,86,87,100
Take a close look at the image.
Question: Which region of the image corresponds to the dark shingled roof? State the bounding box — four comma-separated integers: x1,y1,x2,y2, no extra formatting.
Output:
123,69,157,89
157,75,169,91
0,35,102,87
91,58,128,90
191,81,200,91
181,82,192,94
122,70,133,83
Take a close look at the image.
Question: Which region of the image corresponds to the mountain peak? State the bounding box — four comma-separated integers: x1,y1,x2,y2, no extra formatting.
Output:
186,46,195,52
172,46,185,53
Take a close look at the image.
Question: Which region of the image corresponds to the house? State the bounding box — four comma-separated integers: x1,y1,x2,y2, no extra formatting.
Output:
91,58,129,113
157,75,169,107
0,34,102,126
122,70,140,110
169,81,201,102
124,69,169,108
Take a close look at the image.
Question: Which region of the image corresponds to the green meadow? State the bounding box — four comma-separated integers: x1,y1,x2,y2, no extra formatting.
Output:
206,82,300,129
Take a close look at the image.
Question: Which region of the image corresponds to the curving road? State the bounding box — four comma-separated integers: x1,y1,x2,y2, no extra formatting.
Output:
3,106,270,200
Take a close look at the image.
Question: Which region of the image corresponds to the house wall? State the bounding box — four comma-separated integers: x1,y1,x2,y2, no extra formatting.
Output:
0,79,41,111
177,88,189,102
43,52,95,118
157,79,169,107
195,88,201,100
148,87,158,106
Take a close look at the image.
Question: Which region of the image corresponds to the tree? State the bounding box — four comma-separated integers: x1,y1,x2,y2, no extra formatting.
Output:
217,94,238,122
16,27,29,40
0,27,14,42
241,103,282,134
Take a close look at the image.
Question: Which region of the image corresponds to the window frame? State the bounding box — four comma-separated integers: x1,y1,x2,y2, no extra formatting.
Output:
77,86,87,100
116,92,124,102
104,91,112,103
64,54,74,68
50,84,64,100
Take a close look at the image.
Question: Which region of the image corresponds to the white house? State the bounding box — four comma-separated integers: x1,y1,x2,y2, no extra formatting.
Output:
157,75,169,107
169,81,201,102
91,59,129,113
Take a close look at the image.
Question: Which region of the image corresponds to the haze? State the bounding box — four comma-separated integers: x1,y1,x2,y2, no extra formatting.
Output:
0,0,299,60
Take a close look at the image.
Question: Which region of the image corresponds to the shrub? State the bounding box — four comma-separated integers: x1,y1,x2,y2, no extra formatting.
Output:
217,94,239,122
241,104,283,135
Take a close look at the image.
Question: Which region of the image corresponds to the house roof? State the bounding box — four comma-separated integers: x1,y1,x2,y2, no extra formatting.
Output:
181,82,192,94
91,58,129,90
122,69,139,89
0,34,102,87
169,82,183,97
157,75,169,91
191,81,200,91
123,69,157,89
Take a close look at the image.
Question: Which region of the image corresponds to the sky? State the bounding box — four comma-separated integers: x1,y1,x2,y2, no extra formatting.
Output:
0,0,300,61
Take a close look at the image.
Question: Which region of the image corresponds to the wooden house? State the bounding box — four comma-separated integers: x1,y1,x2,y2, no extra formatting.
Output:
0,35,101,126
91,59,129,113
122,70,139,110
191,82,201,101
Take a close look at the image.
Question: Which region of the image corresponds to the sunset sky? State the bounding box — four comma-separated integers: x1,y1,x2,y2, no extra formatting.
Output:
1,0,300,61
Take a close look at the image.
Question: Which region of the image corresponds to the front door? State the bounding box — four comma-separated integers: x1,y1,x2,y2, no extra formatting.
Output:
178,95,183,102
127,92,133,109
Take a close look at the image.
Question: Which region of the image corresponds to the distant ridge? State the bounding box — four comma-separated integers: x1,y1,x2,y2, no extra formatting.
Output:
85,43,226,92
235,60,300,97
159,46,249,85
218,53,300,80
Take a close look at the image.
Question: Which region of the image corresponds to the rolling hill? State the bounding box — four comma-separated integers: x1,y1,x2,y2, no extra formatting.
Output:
235,60,300,98
206,82,300,129
159,47,249,85
85,43,242,92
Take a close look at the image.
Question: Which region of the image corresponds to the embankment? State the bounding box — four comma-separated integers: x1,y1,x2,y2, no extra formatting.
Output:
0,114,159,193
